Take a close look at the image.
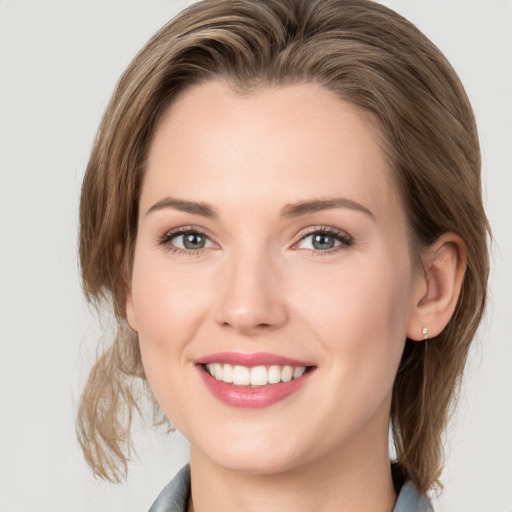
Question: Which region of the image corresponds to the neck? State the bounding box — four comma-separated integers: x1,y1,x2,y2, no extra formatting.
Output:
188,426,397,512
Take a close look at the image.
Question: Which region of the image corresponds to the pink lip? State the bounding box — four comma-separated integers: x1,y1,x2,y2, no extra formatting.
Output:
195,352,316,409
197,368,313,409
196,351,314,367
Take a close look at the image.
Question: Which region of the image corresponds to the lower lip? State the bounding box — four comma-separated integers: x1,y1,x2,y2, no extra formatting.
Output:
197,367,313,409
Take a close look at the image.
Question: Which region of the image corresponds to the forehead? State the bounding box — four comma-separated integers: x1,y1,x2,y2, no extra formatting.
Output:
141,80,401,222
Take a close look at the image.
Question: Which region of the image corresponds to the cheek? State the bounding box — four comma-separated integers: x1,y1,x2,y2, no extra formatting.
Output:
129,252,211,401
130,259,210,424
293,254,414,375
131,253,206,343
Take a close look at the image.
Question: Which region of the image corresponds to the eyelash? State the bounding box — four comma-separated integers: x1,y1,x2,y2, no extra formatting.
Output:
158,225,215,256
294,226,353,255
157,225,353,256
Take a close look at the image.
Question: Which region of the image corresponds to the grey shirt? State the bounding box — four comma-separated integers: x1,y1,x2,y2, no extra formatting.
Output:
148,464,433,512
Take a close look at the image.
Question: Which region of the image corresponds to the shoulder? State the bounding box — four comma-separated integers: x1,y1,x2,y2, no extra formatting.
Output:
148,465,191,512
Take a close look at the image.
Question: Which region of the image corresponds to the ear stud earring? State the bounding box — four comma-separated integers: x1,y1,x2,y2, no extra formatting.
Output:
422,327,428,340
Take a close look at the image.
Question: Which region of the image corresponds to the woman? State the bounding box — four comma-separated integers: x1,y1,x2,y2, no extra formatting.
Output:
77,0,489,510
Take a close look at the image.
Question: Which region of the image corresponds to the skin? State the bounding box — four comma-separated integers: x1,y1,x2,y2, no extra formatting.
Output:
126,81,465,512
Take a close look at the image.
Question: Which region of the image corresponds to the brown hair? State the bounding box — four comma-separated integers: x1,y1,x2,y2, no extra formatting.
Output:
77,0,489,492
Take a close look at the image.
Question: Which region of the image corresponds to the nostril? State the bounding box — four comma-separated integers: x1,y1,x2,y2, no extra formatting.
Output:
220,320,271,329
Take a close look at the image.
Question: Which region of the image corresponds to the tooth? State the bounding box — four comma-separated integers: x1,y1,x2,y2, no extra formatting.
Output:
268,365,281,384
281,365,293,382
232,365,250,386
213,363,223,380
207,363,307,385
250,366,268,386
222,363,234,383
293,366,306,378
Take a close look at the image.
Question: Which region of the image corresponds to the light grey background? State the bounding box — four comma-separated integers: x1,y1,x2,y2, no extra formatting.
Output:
0,1,510,511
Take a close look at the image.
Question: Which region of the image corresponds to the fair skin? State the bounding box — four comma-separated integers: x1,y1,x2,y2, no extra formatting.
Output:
126,81,465,512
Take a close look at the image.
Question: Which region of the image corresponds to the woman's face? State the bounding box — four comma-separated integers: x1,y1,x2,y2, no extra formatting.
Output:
126,81,424,474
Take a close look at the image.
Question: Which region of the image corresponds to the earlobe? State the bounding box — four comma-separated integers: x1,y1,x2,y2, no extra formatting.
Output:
407,233,467,341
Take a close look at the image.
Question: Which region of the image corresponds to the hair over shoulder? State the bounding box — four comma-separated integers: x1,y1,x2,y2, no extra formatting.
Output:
78,0,489,492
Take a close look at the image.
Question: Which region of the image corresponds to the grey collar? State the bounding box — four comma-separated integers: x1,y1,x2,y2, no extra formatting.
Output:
148,464,433,512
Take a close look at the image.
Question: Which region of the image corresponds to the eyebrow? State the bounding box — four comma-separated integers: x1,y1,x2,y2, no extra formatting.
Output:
146,197,218,218
146,196,375,220
280,198,375,219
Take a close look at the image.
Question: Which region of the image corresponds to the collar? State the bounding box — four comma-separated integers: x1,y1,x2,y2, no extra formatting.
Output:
148,464,433,512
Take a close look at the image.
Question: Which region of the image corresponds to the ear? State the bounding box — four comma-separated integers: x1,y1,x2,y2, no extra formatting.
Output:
406,233,467,341
125,286,139,333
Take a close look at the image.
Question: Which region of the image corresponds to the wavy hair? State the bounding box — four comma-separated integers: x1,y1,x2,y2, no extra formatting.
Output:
77,0,489,492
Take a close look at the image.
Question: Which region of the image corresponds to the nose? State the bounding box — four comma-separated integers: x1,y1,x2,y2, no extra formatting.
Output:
214,248,288,336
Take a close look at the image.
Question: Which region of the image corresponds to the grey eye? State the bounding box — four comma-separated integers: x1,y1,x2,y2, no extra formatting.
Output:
295,228,352,252
180,232,206,249
168,231,214,251
298,232,341,251
311,233,336,250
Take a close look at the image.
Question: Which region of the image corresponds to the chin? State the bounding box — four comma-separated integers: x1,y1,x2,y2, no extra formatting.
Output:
189,425,308,476
214,451,303,476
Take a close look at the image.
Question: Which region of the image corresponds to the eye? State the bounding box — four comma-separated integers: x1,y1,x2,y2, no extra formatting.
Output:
159,228,216,254
173,232,209,250
295,227,352,253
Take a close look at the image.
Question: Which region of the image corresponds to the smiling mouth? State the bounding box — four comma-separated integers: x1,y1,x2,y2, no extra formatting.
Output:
203,363,314,387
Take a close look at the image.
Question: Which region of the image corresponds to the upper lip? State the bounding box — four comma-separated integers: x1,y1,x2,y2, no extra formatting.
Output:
195,351,315,367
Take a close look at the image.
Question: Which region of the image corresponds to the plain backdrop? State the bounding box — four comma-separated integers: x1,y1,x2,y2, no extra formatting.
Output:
1,1,511,511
